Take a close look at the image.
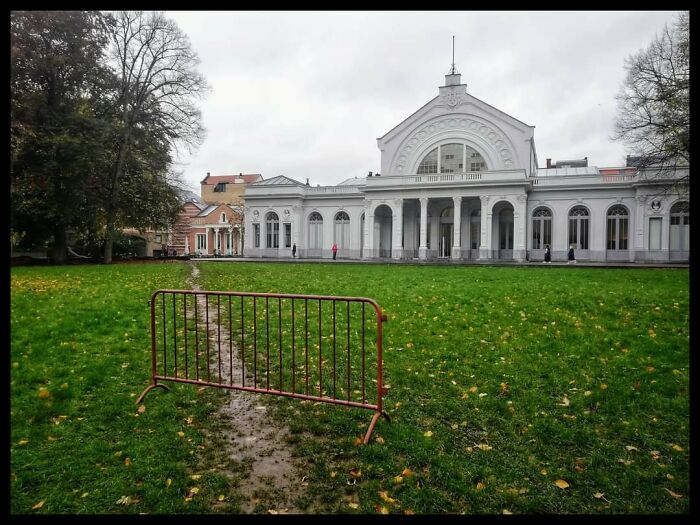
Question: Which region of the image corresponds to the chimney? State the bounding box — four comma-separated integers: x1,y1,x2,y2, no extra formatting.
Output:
239,172,242,176
368,171,373,177
306,178,310,186
376,173,381,177
546,158,552,168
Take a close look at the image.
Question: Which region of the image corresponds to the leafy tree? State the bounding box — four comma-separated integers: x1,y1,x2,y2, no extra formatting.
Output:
10,11,111,263
613,11,689,185
98,10,209,263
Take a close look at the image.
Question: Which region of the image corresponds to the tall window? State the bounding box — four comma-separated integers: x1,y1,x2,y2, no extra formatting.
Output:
266,212,279,248
308,212,323,249
531,207,552,249
253,224,260,248
416,144,488,174
470,210,481,249
196,233,207,252
670,201,689,250
334,211,350,249
568,206,590,250
606,205,629,250
220,213,227,223
284,223,292,248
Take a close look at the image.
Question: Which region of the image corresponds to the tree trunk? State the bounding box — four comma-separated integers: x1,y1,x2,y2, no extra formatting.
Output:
103,125,131,264
51,227,68,265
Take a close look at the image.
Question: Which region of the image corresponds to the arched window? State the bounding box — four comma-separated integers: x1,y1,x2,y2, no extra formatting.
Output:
532,207,552,249
220,213,227,223
417,148,438,174
568,206,589,250
440,207,453,218
334,211,350,249
670,201,689,251
606,205,629,250
416,144,488,174
308,212,323,250
266,212,279,248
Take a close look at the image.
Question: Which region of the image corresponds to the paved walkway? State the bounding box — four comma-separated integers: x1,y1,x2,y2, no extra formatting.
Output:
190,256,688,269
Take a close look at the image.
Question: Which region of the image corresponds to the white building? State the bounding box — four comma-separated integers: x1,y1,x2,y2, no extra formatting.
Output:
243,70,689,263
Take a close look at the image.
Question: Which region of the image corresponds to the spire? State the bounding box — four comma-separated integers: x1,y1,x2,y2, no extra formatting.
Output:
448,35,458,75
443,35,462,87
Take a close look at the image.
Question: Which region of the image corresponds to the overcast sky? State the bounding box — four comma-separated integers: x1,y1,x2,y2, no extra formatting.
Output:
166,10,681,192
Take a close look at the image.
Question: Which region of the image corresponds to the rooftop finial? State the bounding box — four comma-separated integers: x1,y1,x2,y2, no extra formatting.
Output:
448,35,458,75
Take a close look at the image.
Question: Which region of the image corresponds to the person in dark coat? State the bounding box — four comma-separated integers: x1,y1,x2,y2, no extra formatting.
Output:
567,245,576,264
292,243,297,258
543,244,551,263
331,243,338,260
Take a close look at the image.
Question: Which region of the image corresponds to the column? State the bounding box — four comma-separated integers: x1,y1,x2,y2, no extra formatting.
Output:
392,199,404,260
213,227,220,255
418,197,428,260
452,196,462,260
634,195,647,262
479,195,491,260
513,194,527,262
227,226,233,255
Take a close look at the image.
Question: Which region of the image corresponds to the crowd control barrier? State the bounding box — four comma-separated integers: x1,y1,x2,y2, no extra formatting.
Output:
136,289,390,443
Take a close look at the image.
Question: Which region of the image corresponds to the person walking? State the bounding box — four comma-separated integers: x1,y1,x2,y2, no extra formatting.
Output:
544,244,551,263
331,242,338,260
292,243,297,258
567,245,576,264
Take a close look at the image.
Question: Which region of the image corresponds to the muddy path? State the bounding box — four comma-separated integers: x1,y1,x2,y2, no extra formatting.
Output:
187,262,310,513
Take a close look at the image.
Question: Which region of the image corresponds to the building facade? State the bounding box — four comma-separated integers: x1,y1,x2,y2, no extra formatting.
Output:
243,71,689,263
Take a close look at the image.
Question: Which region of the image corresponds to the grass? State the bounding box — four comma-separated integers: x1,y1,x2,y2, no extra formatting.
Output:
11,261,689,514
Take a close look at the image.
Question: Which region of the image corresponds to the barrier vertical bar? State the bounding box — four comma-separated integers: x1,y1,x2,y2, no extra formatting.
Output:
194,293,199,381
183,294,188,380
173,294,178,377
217,294,222,383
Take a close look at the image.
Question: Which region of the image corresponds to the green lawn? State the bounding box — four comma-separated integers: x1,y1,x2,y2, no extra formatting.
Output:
11,261,689,514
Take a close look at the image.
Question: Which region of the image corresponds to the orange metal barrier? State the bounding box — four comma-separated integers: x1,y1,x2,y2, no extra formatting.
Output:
136,289,390,443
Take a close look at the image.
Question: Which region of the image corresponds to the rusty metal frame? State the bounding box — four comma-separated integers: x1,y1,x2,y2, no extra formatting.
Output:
136,289,390,443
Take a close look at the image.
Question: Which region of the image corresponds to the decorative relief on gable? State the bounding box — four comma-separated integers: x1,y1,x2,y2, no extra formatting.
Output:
394,116,515,174
442,87,464,110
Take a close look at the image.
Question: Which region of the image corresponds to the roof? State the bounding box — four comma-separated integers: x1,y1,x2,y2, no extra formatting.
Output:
201,173,263,184
251,175,304,186
196,204,220,217
180,189,207,210
337,176,366,186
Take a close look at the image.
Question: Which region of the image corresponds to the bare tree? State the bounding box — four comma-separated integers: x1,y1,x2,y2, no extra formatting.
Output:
100,11,209,263
612,11,688,193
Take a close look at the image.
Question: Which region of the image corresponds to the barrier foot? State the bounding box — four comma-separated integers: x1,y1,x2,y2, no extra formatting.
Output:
363,411,384,444
135,383,170,404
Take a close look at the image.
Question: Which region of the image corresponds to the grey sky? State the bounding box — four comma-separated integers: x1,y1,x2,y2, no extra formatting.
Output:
166,10,681,192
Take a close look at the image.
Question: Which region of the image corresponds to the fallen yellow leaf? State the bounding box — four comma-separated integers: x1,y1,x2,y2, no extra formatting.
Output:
137,405,146,414
379,491,396,504
401,467,413,477
217,494,225,502
32,500,45,510
423,430,433,437
349,468,362,478
38,388,50,399
663,488,683,499
393,475,404,484
191,474,202,480
476,482,486,491
375,504,389,514
165,478,172,487
375,436,385,444
593,492,605,499
670,444,684,452
554,479,570,489
18,439,29,446
348,502,359,509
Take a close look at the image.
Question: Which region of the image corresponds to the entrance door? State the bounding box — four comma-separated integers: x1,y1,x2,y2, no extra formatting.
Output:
499,217,513,259
439,223,453,258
